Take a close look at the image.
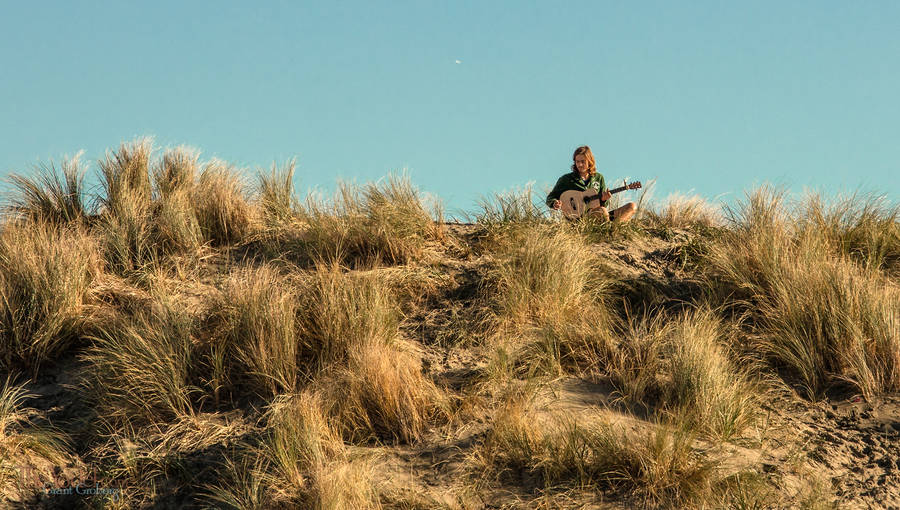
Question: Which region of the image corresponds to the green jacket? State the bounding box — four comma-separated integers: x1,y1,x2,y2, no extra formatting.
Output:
546,171,607,208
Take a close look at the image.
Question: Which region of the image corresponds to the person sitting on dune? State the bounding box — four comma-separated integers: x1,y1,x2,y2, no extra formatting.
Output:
546,145,636,222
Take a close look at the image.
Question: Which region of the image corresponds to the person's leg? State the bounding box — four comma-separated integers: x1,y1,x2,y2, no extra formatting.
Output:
610,202,636,222
586,206,610,222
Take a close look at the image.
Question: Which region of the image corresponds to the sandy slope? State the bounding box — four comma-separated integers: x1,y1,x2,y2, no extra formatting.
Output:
6,223,900,508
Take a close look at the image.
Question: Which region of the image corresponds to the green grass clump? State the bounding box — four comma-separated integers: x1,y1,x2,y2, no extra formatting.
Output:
0,222,100,369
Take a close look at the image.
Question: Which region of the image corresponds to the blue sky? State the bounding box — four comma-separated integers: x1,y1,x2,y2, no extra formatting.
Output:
1,1,898,216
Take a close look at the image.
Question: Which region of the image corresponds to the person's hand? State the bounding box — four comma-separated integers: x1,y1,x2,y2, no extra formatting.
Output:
600,190,611,202
551,199,561,210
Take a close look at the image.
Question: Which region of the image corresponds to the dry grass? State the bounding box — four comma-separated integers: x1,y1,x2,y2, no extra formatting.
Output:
486,223,608,328
0,222,100,369
5,153,89,225
319,342,447,444
152,147,204,255
81,287,198,427
0,377,70,498
98,138,153,216
193,160,253,246
153,146,199,198
515,321,617,378
4,146,890,508
210,265,300,398
98,189,157,276
298,175,442,267
643,193,723,229
707,187,900,399
254,392,380,509
297,265,399,371
799,192,900,276
666,308,758,440
475,184,547,228
473,396,715,506
257,160,300,229
605,308,758,440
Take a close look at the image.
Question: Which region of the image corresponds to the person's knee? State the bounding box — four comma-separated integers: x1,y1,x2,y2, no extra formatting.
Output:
588,206,609,221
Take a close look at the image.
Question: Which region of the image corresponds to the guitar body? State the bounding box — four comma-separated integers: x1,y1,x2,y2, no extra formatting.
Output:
559,189,602,219
557,181,642,220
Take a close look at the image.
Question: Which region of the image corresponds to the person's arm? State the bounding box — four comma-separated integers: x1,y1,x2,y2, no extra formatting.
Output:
598,175,609,206
546,176,567,209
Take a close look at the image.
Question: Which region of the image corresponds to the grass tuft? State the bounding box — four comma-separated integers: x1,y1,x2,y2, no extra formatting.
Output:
319,342,447,444
0,222,100,369
474,397,714,506
210,265,299,398
82,288,198,427
260,392,380,508
5,153,89,225
707,186,900,399
193,160,253,246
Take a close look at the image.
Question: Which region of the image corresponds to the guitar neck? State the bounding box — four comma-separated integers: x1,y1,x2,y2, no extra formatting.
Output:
608,185,629,195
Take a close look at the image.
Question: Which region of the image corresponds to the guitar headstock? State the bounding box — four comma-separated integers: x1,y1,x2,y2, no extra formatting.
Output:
627,181,642,190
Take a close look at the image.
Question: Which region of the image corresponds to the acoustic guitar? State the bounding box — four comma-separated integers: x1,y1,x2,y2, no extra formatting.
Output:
559,181,642,219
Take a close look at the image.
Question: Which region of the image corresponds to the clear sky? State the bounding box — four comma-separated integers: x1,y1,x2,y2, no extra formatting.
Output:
2,1,898,216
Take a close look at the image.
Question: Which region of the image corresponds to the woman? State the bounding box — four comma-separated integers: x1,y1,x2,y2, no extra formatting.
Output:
546,145,636,222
